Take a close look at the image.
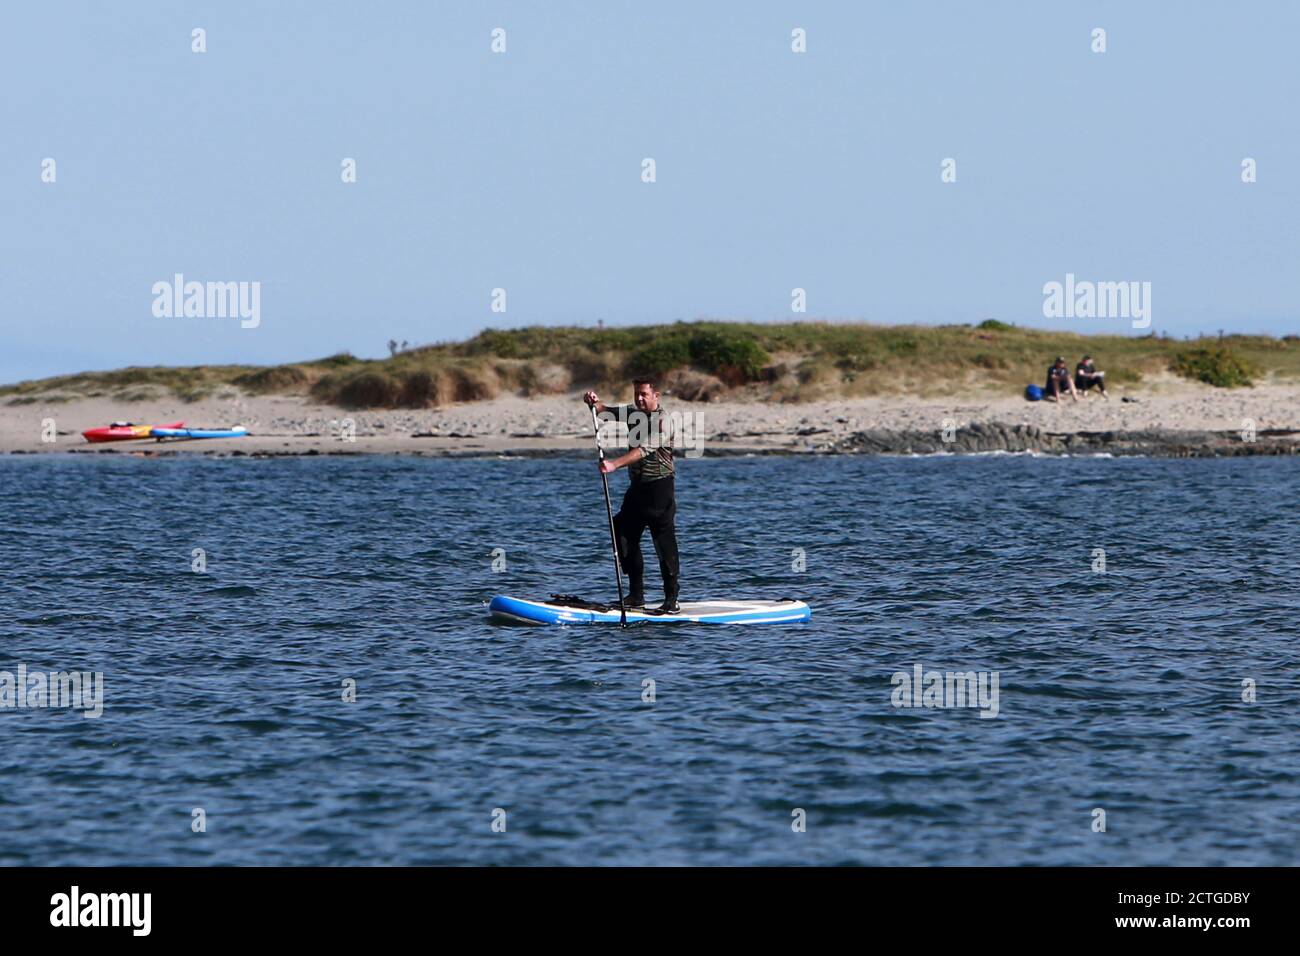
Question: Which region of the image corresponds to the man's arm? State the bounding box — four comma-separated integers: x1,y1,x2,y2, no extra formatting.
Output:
583,390,625,416
600,447,645,474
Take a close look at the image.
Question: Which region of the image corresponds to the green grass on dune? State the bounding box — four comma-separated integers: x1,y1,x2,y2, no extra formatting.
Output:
4,323,1297,408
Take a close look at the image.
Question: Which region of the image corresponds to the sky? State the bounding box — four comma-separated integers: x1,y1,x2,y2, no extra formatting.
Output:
2,1,1297,384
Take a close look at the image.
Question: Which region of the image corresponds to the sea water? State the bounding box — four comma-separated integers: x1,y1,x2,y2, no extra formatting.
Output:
1,453,1296,865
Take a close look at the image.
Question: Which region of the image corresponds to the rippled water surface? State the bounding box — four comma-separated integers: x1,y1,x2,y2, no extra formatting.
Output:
2,453,1297,865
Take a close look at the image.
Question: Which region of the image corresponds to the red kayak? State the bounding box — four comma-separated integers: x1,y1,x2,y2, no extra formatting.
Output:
82,421,185,443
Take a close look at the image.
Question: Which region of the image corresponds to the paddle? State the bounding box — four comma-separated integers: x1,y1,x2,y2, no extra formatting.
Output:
589,403,628,627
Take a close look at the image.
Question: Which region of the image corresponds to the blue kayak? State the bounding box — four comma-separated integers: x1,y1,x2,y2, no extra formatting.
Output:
489,594,811,625
151,427,248,440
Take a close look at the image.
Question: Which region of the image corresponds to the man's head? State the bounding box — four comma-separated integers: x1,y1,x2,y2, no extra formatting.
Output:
632,378,661,412
1054,356,1066,367
1081,355,1093,365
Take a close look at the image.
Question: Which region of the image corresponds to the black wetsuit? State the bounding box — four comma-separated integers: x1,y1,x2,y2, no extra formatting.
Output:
610,406,679,602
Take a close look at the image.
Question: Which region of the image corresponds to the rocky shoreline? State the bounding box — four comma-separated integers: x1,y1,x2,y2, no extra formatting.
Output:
4,386,1300,459
16,421,1298,459
824,422,1300,458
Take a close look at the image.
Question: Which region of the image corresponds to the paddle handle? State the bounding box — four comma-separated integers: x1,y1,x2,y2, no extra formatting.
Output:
590,404,627,627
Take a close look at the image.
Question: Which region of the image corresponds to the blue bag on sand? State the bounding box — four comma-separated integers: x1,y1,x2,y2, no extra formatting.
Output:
1024,384,1043,401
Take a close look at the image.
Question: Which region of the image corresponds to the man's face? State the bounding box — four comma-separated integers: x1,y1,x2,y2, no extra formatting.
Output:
633,382,660,412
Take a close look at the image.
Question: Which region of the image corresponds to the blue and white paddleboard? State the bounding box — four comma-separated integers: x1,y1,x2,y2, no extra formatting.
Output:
151,427,248,439
489,594,811,625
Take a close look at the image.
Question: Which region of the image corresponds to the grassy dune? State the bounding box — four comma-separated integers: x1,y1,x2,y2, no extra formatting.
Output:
4,321,1298,408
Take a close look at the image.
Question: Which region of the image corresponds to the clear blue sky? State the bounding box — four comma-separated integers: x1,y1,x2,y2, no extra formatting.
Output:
3,1,1297,384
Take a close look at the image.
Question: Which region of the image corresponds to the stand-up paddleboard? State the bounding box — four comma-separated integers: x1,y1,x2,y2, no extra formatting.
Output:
489,594,811,625
151,427,248,440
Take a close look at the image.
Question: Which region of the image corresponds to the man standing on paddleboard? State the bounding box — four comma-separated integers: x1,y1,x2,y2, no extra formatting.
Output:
583,380,680,613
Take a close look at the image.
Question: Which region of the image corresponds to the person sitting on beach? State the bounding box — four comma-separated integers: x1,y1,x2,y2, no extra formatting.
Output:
1045,357,1078,402
1075,355,1108,398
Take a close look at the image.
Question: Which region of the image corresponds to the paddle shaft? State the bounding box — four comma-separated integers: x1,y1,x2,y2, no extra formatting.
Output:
590,404,627,627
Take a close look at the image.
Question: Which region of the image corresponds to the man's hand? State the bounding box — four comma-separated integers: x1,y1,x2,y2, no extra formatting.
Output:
583,391,599,408
597,448,644,475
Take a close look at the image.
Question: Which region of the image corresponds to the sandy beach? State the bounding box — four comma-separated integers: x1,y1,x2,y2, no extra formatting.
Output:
5,374,1299,457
